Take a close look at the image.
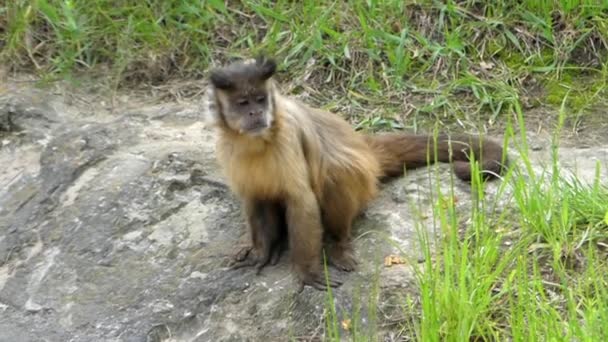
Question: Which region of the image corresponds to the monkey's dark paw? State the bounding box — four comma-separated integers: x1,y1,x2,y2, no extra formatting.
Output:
229,245,258,269
328,248,358,272
229,257,259,270
296,271,343,292
330,257,358,272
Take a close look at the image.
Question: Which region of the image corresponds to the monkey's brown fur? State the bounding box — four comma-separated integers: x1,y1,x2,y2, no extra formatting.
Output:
206,56,507,291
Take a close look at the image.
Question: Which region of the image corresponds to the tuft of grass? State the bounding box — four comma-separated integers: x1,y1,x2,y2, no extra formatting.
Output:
416,98,608,341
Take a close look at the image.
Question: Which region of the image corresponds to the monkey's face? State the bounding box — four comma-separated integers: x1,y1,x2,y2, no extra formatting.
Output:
216,86,274,136
209,57,278,137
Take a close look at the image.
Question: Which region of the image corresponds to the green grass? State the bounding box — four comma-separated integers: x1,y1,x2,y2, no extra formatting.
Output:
2,1,608,340
2,1,607,125
412,105,608,341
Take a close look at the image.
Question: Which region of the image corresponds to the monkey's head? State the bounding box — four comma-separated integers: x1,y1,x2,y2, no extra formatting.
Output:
208,56,277,136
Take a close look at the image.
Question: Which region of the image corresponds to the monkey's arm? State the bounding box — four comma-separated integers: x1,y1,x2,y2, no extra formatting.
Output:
230,199,286,274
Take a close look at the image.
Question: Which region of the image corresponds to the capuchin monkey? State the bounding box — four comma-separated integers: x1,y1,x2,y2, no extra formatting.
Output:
204,56,507,291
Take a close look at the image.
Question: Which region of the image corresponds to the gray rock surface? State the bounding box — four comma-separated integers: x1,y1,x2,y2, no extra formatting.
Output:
1,84,606,341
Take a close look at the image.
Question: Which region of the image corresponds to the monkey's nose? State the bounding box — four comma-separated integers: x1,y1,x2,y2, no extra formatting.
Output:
249,110,261,116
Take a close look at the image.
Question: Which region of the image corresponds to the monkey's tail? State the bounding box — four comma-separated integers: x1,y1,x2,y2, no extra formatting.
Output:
364,133,507,182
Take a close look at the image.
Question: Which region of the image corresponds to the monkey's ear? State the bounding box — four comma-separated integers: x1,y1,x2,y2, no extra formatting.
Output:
209,70,234,90
256,56,277,80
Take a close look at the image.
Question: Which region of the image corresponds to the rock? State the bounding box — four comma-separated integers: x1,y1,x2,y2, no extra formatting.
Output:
0,85,606,341
0,87,61,137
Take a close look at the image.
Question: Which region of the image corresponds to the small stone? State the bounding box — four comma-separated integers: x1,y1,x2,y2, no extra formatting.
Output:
391,187,408,203
189,271,207,280
24,299,43,313
150,300,174,313
122,230,142,241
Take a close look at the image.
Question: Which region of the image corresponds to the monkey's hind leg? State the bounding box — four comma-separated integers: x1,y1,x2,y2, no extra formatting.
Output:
229,199,286,275
322,187,361,272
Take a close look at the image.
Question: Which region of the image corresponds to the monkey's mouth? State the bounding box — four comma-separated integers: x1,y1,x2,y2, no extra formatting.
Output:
242,123,269,135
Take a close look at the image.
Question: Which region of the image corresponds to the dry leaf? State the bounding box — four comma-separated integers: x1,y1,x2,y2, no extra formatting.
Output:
341,319,351,331
384,255,407,267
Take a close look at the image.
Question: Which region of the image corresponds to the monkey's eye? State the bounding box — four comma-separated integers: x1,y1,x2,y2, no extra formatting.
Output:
236,99,249,106
256,95,266,103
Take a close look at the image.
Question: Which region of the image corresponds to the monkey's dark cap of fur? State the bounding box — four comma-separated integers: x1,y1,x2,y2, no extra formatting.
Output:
209,56,277,90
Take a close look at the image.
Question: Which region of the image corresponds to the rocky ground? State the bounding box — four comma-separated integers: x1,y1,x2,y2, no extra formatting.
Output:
1,80,607,342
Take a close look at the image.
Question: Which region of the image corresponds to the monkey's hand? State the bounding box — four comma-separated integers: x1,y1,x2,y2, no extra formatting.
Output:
229,245,260,270
232,245,254,263
229,241,285,275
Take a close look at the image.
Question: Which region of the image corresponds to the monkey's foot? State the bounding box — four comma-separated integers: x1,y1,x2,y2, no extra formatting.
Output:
296,271,343,292
328,246,358,272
